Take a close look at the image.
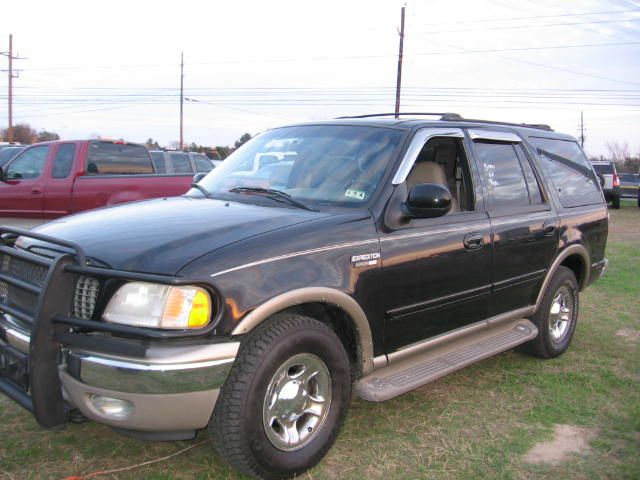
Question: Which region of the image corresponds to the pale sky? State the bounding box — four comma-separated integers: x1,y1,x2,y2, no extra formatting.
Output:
1,0,639,157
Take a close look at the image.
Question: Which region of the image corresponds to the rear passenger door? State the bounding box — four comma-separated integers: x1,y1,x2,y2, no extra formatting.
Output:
469,129,558,316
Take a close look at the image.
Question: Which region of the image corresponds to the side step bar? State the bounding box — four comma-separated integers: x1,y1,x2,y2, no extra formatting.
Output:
355,319,537,402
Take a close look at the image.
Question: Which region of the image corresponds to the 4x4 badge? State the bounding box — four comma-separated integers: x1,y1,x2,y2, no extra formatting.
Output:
351,252,380,268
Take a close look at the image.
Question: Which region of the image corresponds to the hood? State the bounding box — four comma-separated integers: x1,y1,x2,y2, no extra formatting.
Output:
31,196,331,275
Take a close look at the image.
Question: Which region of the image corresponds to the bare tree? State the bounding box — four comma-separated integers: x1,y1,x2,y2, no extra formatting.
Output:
605,140,630,164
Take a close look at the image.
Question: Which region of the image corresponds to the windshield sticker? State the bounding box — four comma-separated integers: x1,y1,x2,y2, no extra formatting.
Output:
345,189,366,200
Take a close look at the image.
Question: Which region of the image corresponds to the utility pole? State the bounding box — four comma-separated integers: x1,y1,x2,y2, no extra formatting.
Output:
1,35,21,142
394,6,405,118
579,111,585,148
179,52,184,150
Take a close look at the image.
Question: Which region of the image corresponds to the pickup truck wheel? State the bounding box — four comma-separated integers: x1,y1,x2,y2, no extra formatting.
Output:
209,313,351,479
522,266,579,359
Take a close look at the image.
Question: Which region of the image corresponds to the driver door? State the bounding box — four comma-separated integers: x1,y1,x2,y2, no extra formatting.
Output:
380,129,492,353
0,145,50,218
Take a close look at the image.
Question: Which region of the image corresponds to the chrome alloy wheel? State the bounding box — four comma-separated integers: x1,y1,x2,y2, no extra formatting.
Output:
549,285,573,343
262,353,332,451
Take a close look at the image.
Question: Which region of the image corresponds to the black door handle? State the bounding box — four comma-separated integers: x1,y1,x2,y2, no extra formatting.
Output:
463,232,484,250
543,222,557,236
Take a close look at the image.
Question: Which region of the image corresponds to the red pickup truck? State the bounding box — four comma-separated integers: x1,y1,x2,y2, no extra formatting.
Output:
0,140,198,219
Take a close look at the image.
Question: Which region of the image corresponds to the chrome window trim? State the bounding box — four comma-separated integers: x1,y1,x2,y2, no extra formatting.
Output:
391,128,465,185
468,129,522,143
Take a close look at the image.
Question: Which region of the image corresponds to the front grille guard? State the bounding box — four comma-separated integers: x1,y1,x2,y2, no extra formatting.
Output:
0,227,218,428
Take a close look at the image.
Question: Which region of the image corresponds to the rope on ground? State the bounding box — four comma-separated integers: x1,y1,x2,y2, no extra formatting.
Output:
63,440,207,479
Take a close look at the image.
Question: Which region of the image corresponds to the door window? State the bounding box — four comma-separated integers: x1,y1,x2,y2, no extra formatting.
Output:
150,151,167,173
52,144,76,179
6,146,48,180
406,137,475,214
169,153,193,173
474,142,530,210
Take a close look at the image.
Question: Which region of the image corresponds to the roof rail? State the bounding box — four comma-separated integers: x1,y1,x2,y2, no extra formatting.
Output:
336,112,461,120
336,112,553,131
441,116,554,131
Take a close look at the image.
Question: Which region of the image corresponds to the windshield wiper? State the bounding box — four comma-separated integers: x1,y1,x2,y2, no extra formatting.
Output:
191,182,214,199
228,187,317,212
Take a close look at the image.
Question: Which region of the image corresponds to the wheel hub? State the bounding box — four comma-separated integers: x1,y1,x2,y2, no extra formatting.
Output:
549,285,573,343
263,353,332,451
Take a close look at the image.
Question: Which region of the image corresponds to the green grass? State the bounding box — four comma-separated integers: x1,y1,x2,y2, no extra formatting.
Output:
1,205,639,479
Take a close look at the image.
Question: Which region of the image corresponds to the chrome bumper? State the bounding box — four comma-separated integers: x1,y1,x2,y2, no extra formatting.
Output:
1,317,239,432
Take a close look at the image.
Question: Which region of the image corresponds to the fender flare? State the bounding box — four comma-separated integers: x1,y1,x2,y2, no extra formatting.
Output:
534,244,590,313
231,287,375,375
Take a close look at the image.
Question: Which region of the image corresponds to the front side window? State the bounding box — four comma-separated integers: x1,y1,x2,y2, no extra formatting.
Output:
195,125,405,208
6,146,49,180
52,144,76,179
530,137,602,208
474,142,530,210
169,153,193,173
86,141,153,175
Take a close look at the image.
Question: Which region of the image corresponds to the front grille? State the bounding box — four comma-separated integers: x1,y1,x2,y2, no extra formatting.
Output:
73,276,100,320
3,254,47,287
0,253,47,318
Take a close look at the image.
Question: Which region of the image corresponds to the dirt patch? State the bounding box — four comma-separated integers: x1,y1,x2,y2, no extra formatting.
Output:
524,424,598,465
616,328,640,342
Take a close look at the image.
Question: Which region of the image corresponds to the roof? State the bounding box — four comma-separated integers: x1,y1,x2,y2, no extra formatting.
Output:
284,112,577,141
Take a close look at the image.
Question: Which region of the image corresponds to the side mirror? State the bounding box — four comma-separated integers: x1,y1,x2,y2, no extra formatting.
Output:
192,172,207,184
402,183,452,219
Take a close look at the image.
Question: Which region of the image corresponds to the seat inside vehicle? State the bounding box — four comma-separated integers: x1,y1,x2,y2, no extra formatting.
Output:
406,138,473,213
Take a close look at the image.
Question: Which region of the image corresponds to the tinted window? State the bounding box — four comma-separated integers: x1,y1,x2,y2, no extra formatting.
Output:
592,163,613,174
6,146,48,180
193,154,213,172
514,145,543,205
475,142,529,209
530,138,602,208
169,153,193,173
52,144,75,179
150,151,166,173
86,141,153,175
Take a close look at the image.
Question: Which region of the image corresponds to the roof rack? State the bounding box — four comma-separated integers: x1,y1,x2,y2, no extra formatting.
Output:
337,112,553,131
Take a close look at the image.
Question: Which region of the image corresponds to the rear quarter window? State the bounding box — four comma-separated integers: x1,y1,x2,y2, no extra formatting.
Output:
86,141,153,175
529,137,602,208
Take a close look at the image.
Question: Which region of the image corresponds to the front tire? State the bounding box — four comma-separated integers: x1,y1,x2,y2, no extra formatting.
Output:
210,313,351,479
522,266,579,359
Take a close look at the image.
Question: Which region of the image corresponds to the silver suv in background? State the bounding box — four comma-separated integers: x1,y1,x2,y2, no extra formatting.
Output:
149,150,215,175
591,160,621,209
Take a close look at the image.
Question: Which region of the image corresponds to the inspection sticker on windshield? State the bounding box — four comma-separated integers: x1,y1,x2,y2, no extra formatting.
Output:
345,189,366,200
351,252,380,268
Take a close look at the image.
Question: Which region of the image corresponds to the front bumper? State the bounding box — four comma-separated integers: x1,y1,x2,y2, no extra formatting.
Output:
1,315,238,434
0,226,238,435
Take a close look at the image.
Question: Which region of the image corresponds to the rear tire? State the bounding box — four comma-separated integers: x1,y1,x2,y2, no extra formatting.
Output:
522,266,579,359
210,313,351,479
612,194,621,209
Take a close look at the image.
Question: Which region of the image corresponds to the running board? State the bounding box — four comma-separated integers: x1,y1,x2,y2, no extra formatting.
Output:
355,319,538,402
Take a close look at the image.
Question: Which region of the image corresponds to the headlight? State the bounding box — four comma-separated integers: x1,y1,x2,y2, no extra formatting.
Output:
103,282,211,329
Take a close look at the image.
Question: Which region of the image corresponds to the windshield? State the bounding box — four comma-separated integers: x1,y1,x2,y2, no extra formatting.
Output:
0,147,23,167
192,125,404,208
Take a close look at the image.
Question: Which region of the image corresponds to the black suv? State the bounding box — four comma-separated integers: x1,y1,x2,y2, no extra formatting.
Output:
0,114,608,479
